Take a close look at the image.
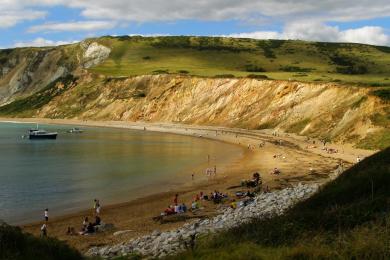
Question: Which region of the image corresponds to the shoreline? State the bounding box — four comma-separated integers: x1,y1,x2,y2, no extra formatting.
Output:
0,118,375,252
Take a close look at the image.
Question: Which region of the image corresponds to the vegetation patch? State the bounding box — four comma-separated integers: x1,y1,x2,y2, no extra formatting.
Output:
0,75,76,116
280,66,313,72
357,129,390,150
0,222,82,260
287,118,311,133
371,88,390,101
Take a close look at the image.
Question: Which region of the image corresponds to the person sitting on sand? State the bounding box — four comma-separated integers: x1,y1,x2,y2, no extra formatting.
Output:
271,168,281,175
246,190,255,198
191,201,199,210
230,199,237,209
94,215,101,226
66,226,76,236
182,203,187,213
83,217,88,228
86,222,95,234
164,205,175,215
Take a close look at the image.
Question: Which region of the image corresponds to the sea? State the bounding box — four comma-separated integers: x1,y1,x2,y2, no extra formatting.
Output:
0,122,241,224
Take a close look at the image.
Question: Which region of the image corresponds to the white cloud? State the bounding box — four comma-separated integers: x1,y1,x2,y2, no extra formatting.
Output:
340,26,390,46
28,21,116,33
0,10,46,28
223,23,390,46
13,37,78,47
60,0,390,23
1,0,390,28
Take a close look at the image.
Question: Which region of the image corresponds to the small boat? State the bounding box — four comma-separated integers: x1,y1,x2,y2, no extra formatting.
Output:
67,127,83,133
28,125,58,140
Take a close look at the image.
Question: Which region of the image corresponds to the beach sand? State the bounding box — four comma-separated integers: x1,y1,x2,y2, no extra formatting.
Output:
0,118,375,252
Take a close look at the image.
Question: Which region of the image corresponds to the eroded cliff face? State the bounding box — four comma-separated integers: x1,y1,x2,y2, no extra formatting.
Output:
35,74,387,145
0,41,111,105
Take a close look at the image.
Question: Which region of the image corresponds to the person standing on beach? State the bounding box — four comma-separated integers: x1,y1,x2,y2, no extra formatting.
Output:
94,199,101,216
191,173,194,180
44,208,48,222
174,194,179,205
41,223,47,237
214,165,217,176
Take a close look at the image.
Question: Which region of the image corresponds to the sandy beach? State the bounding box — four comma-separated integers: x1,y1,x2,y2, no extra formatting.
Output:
0,118,375,252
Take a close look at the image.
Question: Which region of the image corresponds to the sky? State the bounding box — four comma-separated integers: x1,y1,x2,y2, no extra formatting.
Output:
0,0,389,48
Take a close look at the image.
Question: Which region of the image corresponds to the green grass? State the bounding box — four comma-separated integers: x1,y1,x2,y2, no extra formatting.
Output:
170,148,390,259
84,36,390,86
0,222,82,260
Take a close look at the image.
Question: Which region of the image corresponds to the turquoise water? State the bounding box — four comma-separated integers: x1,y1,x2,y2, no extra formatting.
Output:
0,122,241,224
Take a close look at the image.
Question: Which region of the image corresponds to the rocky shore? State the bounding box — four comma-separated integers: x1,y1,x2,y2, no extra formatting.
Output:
87,183,319,259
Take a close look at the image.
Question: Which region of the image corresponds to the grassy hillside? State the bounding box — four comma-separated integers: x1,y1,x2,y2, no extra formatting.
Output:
88,36,390,86
0,222,82,260
171,147,390,259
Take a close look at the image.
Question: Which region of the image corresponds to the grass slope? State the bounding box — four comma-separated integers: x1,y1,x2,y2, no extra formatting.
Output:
171,147,390,259
88,36,390,87
0,222,82,260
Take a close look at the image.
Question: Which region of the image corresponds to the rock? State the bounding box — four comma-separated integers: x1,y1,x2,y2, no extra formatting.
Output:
113,230,133,236
87,184,319,259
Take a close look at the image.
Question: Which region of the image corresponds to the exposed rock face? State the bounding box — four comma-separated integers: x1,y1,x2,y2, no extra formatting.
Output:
82,42,111,68
87,183,319,259
0,41,111,105
35,74,385,144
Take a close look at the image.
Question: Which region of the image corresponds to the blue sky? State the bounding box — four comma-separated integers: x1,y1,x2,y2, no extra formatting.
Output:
1,0,389,48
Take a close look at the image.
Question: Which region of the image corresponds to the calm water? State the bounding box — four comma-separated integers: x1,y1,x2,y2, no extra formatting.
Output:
0,122,241,224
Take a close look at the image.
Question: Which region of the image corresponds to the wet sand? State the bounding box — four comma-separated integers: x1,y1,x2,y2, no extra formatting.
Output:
0,118,375,252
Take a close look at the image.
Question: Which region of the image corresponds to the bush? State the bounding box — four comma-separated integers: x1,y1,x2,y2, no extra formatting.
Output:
280,66,313,72
246,74,269,79
177,70,189,74
336,65,367,75
371,89,390,101
152,69,169,74
142,56,151,60
0,222,82,260
213,74,236,78
244,64,266,72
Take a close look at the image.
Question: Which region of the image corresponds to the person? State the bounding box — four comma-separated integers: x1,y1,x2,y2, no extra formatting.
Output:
164,205,175,215
93,199,100,214
214,165,217,175
44,208,48,222
94,215,101,226
230,199,237,209
182,203,187,213
83,217,89,228
357,156,361,163
272,168,281,175
66,226,75,236
86,222,95,234
174,194,179,205
96,204,101,216
41,223,47,237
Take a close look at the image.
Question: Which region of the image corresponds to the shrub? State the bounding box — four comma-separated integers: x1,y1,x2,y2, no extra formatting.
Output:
0,222,82,260
246,74,269,79
177,70,189,74
142,56,151,60
280,66,313,72
152,69,169,74
213,74,236,78
244,64,266,72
